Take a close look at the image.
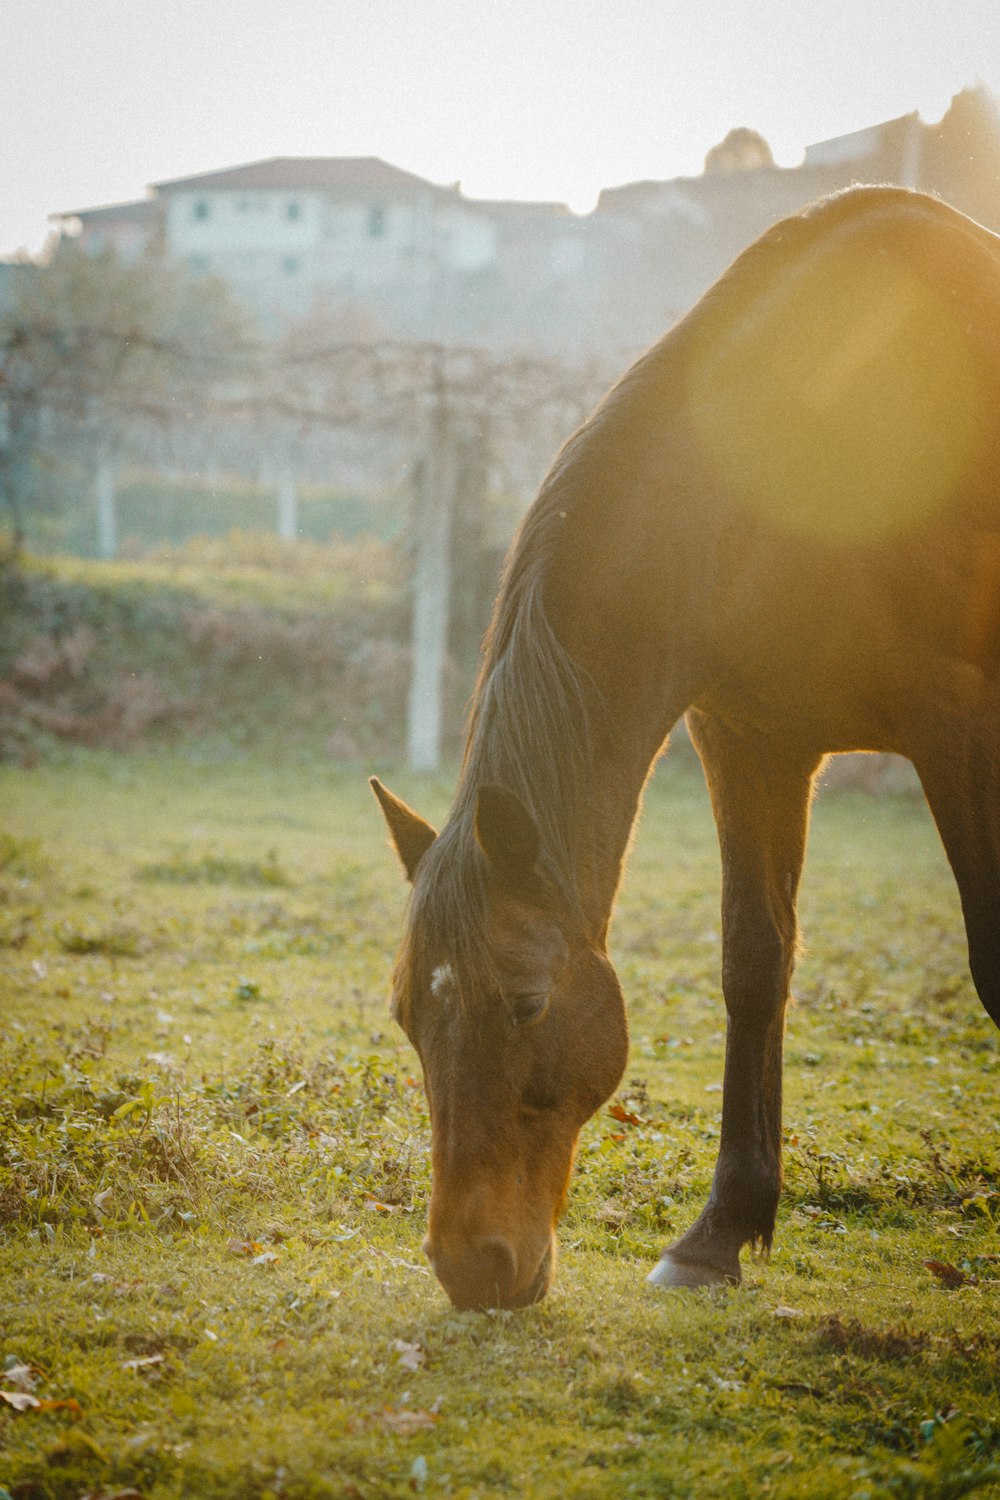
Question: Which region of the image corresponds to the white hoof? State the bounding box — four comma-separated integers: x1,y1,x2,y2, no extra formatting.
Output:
647,1253,736,1290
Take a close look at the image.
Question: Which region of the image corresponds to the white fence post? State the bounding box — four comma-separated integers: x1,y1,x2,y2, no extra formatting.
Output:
277,439,298,540
407,396,456,772
95,439,117,559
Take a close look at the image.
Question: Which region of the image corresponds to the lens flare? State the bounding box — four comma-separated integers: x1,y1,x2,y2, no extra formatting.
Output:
686,240,988,542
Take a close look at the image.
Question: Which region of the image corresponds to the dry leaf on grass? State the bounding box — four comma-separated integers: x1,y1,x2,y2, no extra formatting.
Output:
1,1391,84,1416
380,1407,439,1435
78,1490,148,1499
392,1338,425,1372
924,1259,969,1288
2,1361,42,1391
227,1238,264,1256
608,1103,643,1126
91,1272,144,1295
1,1390,39,1412
121,1354,165,1373
226,1238,278,1264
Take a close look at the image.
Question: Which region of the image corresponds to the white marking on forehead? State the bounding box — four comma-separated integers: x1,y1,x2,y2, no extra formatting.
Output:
430,962,455,1001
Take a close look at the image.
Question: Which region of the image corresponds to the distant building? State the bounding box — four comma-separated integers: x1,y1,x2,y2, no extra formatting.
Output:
592,86,1000,350
49,86,1000,359
53,197,162,264
0,261,37,314
52,156,561,344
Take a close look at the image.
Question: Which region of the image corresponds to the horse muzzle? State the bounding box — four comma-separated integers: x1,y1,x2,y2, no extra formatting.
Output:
424,1230,554,1311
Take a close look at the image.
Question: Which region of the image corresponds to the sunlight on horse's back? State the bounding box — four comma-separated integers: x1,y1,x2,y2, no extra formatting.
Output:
685,195,995,542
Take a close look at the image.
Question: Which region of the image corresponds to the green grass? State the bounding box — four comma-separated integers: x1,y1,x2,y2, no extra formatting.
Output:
1,752,998,1498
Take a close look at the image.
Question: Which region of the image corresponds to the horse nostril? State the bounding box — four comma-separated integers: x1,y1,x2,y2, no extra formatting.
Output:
424,1221,552,1310
425,1233,520,1309
422,1235,441,1278
473,1236,518,1303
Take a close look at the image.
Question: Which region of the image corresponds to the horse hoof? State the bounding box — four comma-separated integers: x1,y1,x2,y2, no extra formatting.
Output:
646,1253,738,1290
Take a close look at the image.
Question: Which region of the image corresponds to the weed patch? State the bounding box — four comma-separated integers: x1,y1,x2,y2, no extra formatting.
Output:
137,849,290,887
57,924,151,957
0,832,46,878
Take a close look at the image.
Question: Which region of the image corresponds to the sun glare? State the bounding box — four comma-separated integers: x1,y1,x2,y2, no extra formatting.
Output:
686,237,989,542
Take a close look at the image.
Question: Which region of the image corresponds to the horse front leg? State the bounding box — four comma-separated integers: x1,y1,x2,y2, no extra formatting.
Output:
649,713,821,1289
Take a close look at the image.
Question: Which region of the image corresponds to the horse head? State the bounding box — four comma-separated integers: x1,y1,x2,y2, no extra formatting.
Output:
371,777,628,1310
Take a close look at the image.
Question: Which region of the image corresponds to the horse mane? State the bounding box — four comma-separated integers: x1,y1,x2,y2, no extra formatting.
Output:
402,465,603,1011
459,498,598,899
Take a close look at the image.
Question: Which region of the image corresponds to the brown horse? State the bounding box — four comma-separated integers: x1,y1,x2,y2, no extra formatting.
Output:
372,186,1000,1310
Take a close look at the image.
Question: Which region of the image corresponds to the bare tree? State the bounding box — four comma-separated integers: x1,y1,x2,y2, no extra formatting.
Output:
2,249,608,764
0,242,249,555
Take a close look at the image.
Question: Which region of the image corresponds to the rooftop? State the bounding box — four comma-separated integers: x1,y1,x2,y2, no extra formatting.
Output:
150,155,456,199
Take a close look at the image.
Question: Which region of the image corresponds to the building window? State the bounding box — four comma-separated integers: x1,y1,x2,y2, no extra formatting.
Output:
192,199,210,221
286,201,301,220
368,205,386,238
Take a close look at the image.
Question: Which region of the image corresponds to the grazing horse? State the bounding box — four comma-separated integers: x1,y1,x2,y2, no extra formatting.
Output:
372,186,1000,1310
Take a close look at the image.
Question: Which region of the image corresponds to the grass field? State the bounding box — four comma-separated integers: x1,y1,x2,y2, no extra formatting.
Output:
1,751,998,1499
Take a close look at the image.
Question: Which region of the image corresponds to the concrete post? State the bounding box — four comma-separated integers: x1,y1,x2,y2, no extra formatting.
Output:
407,395,456,772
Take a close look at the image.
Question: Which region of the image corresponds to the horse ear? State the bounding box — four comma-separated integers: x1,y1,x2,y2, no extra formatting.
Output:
475,784,539,885
370,777,438,882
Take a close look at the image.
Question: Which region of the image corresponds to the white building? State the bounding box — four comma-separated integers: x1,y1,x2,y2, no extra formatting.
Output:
54,157,511,338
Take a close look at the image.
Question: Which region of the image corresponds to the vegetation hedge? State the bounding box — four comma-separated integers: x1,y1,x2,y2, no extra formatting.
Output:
22,473,407,559
0,535,418,765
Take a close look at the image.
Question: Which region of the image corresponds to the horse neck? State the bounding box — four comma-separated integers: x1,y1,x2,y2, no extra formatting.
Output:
460,376,702,939
576,684,685,941
535,456,702,931
458,578,687,946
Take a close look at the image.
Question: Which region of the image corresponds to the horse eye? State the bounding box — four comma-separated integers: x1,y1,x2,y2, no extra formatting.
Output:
509,992,549,1028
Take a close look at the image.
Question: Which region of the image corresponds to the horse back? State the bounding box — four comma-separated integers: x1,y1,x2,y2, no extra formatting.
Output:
546,187,1000,748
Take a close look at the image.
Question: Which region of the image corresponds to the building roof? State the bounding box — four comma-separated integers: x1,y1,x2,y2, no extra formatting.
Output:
803,113,911,168
150,156,456,200
50,196,158,225
466,197,572,220
52,159,464,225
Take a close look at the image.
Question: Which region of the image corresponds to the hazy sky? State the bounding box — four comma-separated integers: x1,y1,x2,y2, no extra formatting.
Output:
3,0,999,257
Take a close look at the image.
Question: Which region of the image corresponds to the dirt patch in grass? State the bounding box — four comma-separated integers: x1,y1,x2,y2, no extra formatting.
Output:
816,1313,933,1362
